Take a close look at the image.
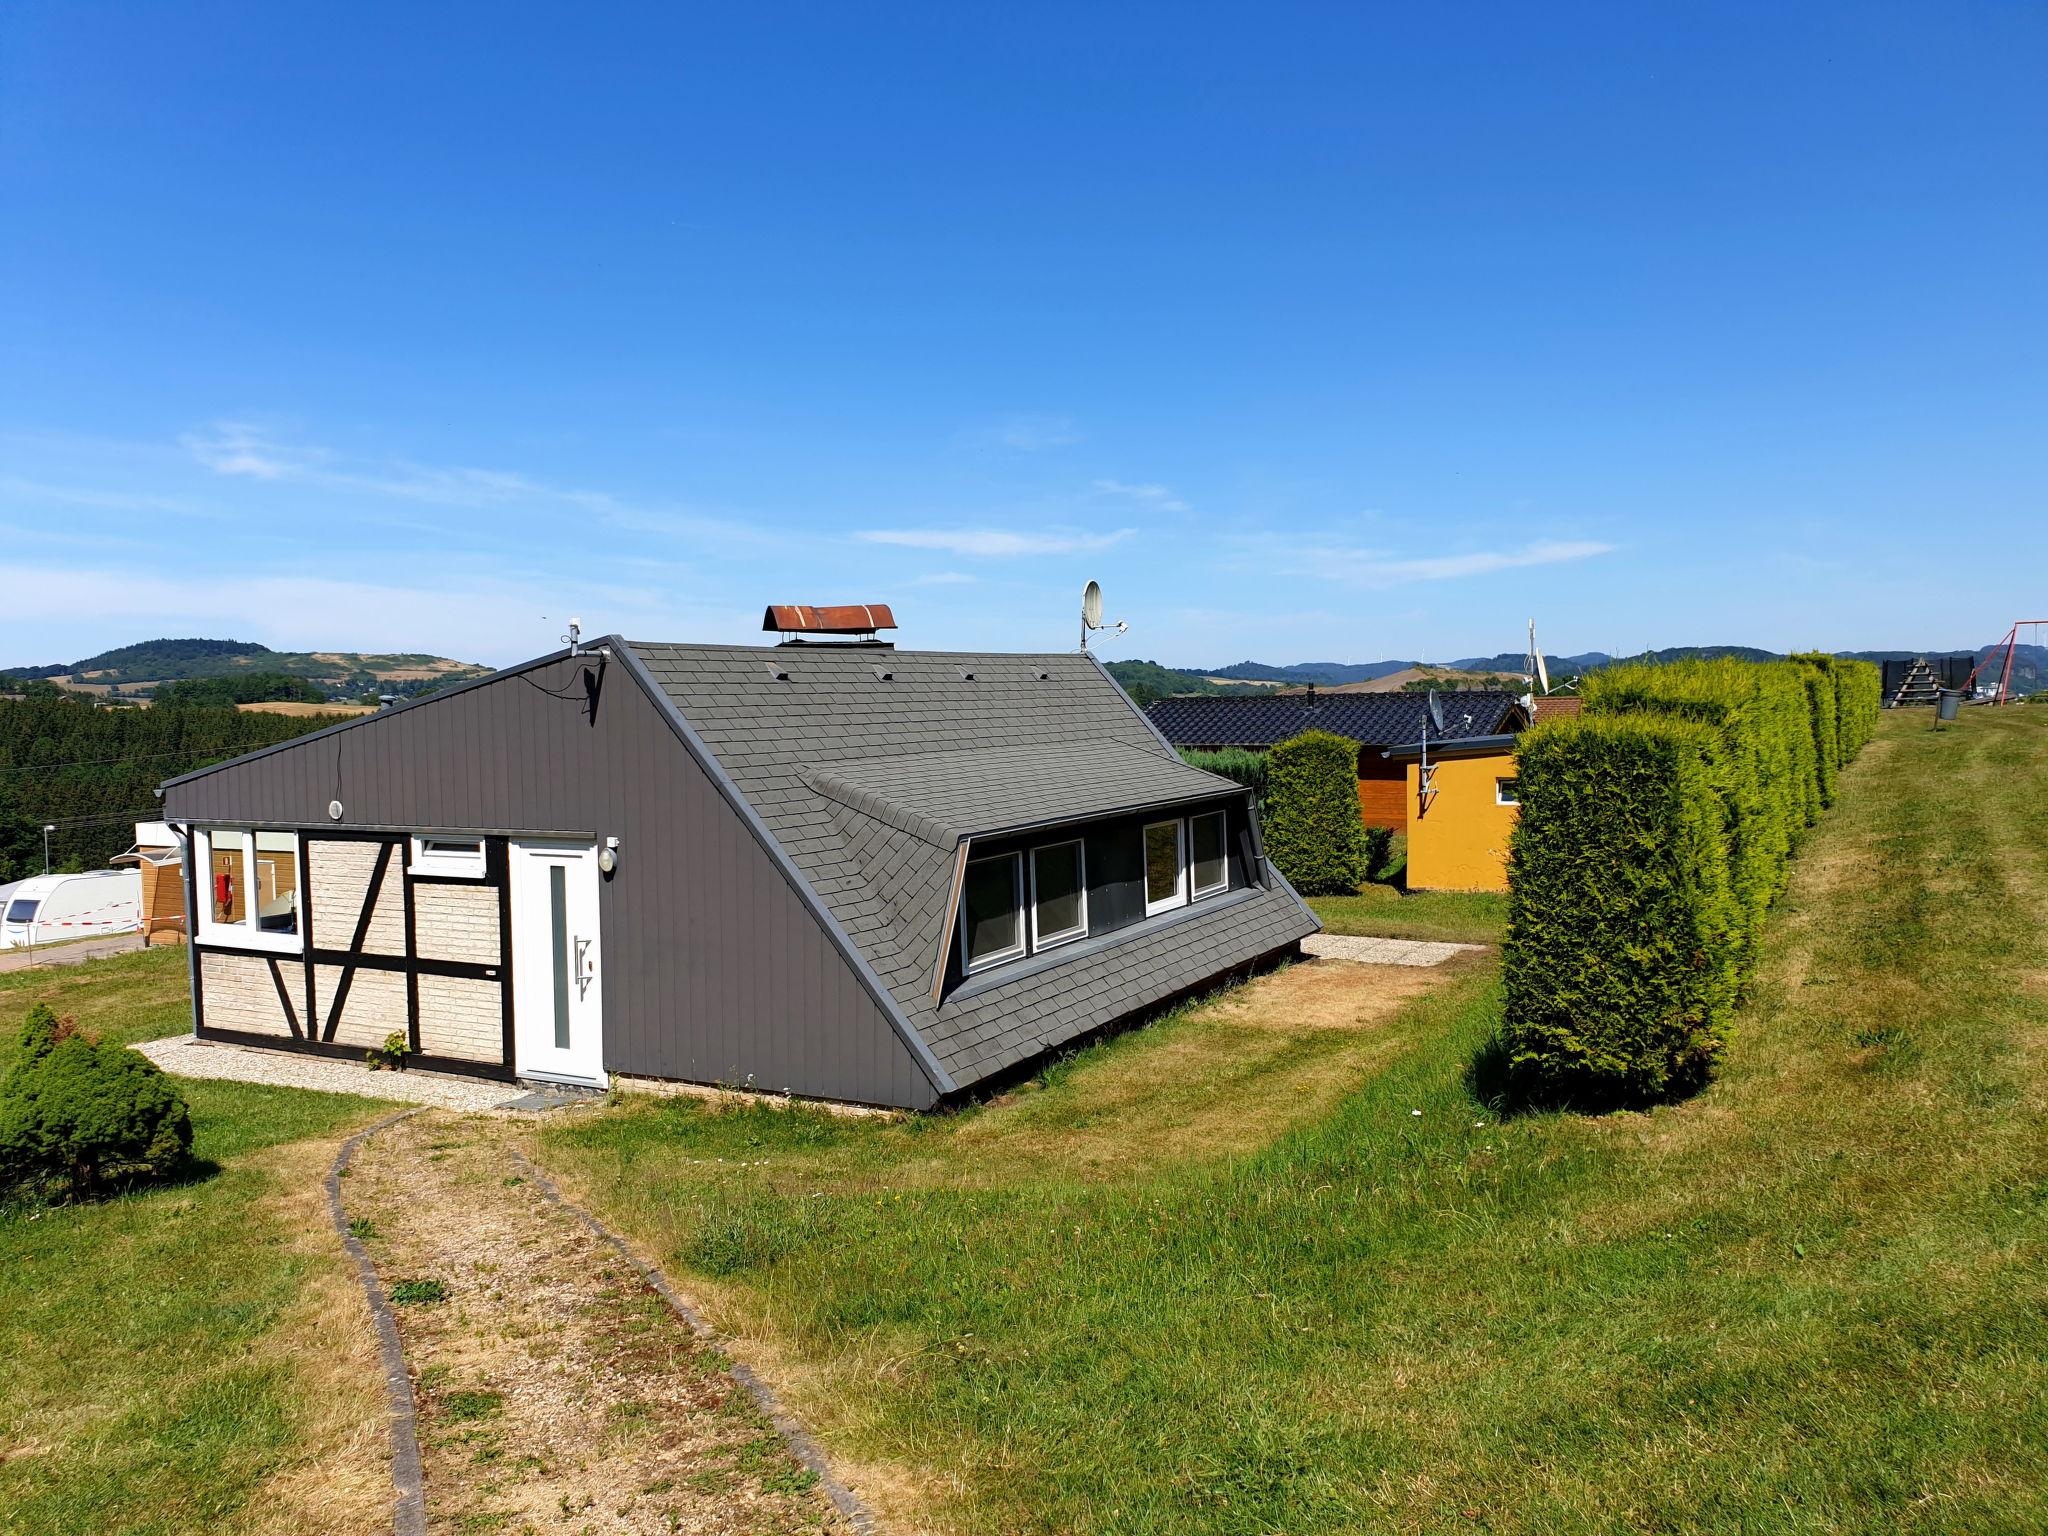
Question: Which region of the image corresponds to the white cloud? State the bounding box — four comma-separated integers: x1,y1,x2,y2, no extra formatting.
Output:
1275,538,1615,588
856,527,1134,557
173,420,777,554
0,561,763,668
1091,479,1189,513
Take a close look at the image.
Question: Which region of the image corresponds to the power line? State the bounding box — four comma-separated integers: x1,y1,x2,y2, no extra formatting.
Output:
0,741,308,776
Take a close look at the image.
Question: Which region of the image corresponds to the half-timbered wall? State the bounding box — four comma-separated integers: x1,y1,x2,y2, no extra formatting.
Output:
188,830,513,1077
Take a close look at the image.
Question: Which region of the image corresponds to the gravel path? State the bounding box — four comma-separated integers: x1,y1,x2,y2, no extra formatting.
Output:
345,1114,848,1535
1302,932,1487,967
135,1034,532,1112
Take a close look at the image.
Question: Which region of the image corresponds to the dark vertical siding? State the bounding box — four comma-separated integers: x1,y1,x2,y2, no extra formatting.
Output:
163,656,938,1108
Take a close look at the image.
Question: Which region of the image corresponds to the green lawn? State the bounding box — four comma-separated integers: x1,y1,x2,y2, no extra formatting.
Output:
1306,883,1506,944
0,948,394,1536
543,706,2048,1535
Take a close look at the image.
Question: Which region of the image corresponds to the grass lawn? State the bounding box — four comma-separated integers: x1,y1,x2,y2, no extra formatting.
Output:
542,706,2048,1535
1303,830,1508,944
0,947,396,1536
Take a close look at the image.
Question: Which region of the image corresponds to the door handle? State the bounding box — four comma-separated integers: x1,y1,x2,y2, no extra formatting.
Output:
574,936,595,998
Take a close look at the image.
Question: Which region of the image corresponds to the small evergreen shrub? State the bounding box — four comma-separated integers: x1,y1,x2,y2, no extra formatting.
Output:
1262,729,1369,896
1180,747,1268,799
1501,716,1740,1104
0,1003,192,1200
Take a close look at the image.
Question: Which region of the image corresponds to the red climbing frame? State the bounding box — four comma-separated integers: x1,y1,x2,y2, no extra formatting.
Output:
1963,620,2048,705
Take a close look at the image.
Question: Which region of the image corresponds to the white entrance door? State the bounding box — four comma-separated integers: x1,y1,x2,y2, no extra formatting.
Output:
509,840,605,1086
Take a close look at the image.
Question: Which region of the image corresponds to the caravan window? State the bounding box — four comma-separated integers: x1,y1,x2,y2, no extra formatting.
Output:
196,827,303,953
4,898,37,925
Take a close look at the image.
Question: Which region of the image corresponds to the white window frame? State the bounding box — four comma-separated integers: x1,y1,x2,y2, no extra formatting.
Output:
1029,838,1090,951
1142,818,1188,916
409,833,488,879
959,850,1026,974
1495,777,1520,806
194,826,304,954
1188,810,1230,900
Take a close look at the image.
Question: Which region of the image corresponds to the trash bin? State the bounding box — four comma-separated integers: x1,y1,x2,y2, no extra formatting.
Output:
1936,688,1963,722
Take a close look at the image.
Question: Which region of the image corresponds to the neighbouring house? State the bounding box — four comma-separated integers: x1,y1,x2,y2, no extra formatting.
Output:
1377,734,1521,892
1144,690,1530,832
112,820,188,945
158,608,1318,1109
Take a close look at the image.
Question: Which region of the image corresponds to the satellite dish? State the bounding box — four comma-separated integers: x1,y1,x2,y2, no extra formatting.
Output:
1078,579,1126,651
1427,689,1446,735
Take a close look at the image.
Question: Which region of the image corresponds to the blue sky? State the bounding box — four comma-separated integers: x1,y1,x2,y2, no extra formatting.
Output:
3,2,2044,670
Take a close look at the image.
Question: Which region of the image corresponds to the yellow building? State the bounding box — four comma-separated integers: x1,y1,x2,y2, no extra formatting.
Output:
1380,735,1520,892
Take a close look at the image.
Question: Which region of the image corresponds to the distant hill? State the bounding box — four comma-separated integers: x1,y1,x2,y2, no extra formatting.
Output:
1137,642,2047,702
1207,660,1416,686
0,637,492,701
1104,660,1275,708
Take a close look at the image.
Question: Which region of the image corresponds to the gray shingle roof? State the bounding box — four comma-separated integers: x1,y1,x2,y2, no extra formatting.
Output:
809,739,1237,848
626,642,1318,1087
1146,690,1528,749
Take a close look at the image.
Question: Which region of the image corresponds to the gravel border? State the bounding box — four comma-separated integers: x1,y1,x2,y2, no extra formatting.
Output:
136,1035,529,1111
1302,933,1487,967
328,1110,428,1536
508,1146,882,1535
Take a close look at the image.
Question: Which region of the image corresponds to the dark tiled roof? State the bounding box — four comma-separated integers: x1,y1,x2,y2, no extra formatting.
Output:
627,642,1318,1089
1146,690,1528,749
809,740,1233,847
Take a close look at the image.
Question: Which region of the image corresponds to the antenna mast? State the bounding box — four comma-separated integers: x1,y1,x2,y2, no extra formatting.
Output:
1526,618,1550,696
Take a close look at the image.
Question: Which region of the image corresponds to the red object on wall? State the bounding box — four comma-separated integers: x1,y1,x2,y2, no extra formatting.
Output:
215,871,233,912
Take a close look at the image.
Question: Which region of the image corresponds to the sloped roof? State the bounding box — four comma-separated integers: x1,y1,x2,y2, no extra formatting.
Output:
1146,690,1528,748
626,642,1318,1089
808,740,1234,848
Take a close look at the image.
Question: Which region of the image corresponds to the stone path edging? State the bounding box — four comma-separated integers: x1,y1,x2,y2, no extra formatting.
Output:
327,1109,428,1536
507,1146,882,1536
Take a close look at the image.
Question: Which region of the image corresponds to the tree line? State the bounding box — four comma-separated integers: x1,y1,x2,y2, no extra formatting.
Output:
0,696,351,880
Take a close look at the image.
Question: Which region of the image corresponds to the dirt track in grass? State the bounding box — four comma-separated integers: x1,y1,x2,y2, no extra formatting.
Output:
343,1113,846,1536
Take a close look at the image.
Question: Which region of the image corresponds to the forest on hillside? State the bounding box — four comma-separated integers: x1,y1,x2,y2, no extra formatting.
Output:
0,697,352,879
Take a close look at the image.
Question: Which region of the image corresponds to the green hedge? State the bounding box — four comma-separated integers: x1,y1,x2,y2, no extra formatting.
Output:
1501,716,1739,1102
1789,653,1881,762
1795,663,1840,808
1263,729,1368,896
1583,659,1789,962
1180,747,1267,800
1503,654,1882,1102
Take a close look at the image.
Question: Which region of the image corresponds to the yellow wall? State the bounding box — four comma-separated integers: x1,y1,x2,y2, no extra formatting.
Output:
1402,750,1518,892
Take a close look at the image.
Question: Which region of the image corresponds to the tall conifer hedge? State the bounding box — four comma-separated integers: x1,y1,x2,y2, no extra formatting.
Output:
1262,729,1368,896
1502,715,1739,1101
1503,655,1881,1101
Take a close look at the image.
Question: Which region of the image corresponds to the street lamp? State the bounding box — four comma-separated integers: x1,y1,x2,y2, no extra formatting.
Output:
42,824,54,875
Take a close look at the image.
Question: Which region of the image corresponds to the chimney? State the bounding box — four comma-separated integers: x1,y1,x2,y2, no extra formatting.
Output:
762,604,898,647
1305,682,1317,707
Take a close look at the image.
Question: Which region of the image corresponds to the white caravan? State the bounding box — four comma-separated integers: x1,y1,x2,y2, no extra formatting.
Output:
0,869,143,949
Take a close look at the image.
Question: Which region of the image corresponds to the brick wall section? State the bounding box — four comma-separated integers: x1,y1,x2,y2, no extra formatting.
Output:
307,839,406,955
413,881,500,965
314,963,407,1049
417,973,504,1062
200,950,294,1036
